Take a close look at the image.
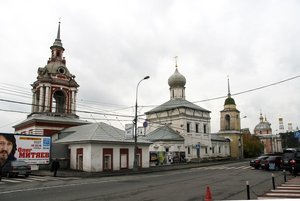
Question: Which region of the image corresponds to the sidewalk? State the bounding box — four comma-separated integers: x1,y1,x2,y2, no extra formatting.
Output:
31,160,234,178
257,177,300,199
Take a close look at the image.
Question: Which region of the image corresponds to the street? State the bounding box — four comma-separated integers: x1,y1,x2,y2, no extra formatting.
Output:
0,161,294,201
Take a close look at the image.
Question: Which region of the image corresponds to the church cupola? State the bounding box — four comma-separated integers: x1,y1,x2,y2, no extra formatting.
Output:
224,76,236,107
168,59,186,100
254,113,272,135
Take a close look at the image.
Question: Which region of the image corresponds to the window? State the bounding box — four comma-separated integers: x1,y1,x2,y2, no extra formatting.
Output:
188,146,191,154
195,123,199,133
120,154,127,168
203,124,207,133
187,122,190,133
104,154,112,170
219,146,221,153
76,148,83,171
103,148,113,171
225,114,230,130
120,148,128,169
205,147,208,154
212,147,215,154
137,154,141,167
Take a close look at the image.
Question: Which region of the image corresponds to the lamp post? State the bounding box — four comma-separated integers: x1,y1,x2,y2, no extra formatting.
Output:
239,116,247,159
133,76,150,171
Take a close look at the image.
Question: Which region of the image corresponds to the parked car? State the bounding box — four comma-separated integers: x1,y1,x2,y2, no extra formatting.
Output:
1,160,31,177
282,148,299,173
262,156,282,170
250,156,269,169
282,148,300,176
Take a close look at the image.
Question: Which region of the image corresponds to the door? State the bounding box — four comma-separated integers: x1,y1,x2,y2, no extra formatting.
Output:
76,148,83,171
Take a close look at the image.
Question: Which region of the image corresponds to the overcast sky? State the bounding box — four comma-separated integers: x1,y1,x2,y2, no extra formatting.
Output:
0,0,299,134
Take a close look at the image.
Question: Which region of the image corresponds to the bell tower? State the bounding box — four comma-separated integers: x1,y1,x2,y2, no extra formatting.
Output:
31,21,78,116
219,77,243,159
14,22,88,135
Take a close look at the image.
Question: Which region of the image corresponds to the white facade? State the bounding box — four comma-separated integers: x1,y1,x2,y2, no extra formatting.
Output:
55,122,151,172
145,67,229,161
68,143,150,172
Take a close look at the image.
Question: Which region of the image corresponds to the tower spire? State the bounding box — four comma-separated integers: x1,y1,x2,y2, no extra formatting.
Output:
227,75,231,97
51,20,64,49
57,20,61,40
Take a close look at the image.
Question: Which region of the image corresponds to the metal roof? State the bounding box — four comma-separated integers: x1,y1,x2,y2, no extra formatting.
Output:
143,125,184,142
13,113,89,128
145,99,210,114
55,122,151,144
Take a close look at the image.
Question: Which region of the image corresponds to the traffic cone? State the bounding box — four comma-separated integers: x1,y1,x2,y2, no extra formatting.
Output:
205,186,212,201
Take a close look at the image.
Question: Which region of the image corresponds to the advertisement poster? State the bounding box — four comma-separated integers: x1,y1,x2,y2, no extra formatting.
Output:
0,133,51,166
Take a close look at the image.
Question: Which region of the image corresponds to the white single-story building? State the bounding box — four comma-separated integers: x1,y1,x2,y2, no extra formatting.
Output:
142,125,186,166
55,122,151,172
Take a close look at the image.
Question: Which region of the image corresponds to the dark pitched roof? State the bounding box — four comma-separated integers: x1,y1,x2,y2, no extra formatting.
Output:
145,99,210,114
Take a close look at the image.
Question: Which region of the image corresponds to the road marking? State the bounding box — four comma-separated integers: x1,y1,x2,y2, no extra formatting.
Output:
0,175,80,184
0,178,129,195
192,165,251,171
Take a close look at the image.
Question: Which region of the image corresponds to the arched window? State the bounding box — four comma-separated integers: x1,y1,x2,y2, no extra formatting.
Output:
52,90,66,113
225,114,230,130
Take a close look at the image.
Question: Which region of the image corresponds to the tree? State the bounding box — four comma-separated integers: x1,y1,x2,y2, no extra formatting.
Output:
243,133,264,157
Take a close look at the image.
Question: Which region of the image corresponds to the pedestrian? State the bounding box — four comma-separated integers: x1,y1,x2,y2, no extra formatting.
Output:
51,158,60,177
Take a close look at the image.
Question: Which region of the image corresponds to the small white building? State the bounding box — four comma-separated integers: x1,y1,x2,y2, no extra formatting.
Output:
142,125,185,165
55,122,151,172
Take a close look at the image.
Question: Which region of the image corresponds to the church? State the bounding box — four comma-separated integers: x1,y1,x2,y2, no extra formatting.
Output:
11,22,255,171
13,22,151,172
144,64,230,163
253,113,282,154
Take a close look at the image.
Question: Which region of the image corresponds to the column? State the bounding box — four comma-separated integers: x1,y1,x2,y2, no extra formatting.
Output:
31,90,36,112
44,86,50,112
73,90,77,114
38,86,44,112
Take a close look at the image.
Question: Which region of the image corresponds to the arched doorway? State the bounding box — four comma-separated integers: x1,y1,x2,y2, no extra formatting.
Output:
52,90,66,113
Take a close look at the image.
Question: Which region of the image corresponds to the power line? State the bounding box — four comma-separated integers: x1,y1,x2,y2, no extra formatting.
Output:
0,74,299,119
193,75,300,103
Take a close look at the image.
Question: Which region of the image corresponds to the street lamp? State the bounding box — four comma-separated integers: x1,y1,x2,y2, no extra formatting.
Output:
239,115,247,159
133,75,150,171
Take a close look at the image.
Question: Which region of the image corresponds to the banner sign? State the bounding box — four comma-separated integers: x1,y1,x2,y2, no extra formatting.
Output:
0,133,51,165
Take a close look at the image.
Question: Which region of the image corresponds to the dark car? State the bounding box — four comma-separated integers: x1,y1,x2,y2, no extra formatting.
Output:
282,148,299,173
250,156,269,169
1,160,31,177
262,156,282,170
282,149,300,175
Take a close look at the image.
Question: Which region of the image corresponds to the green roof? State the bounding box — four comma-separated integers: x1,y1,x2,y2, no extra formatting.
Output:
224,97,236,105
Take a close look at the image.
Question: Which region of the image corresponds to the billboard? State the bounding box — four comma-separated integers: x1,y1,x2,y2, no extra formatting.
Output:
0,133,51,166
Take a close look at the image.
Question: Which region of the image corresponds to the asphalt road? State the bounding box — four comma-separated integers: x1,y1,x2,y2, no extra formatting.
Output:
0,161,294,201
